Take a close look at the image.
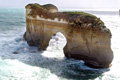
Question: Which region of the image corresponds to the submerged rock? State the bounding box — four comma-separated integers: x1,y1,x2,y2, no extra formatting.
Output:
24,3,113,68
13,51,19,54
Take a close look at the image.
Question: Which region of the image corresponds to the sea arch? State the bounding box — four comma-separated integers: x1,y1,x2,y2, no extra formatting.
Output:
24,3,113,68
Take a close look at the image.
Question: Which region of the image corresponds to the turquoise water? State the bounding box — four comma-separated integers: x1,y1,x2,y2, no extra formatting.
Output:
0,8,120,80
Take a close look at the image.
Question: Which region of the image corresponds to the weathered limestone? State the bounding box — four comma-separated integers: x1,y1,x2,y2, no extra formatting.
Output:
24,3,113,68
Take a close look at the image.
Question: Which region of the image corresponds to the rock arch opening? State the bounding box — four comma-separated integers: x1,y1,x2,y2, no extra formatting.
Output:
46,32,67,57
48,32,67,51
41,32,67,58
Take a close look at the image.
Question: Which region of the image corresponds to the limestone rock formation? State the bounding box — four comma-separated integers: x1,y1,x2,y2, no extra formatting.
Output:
24,3,113,68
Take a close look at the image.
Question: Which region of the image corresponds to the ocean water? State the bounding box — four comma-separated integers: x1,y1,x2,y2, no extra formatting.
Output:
0,8,120,80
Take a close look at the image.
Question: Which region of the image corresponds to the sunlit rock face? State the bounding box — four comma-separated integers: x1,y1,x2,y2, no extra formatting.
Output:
24,3,113,68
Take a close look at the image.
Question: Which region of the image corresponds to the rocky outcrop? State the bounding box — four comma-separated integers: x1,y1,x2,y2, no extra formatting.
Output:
24,3,113,68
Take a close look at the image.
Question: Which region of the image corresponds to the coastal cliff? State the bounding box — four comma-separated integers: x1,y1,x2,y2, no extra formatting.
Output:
24,3,113,68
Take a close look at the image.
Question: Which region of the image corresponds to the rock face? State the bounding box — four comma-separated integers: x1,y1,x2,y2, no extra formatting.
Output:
24,3,113,68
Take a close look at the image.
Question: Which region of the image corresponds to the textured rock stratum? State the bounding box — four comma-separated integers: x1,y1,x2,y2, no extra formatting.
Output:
24,3,113,68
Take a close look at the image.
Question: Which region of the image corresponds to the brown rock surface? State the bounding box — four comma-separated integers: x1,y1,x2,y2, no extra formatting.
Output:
24,3,113,68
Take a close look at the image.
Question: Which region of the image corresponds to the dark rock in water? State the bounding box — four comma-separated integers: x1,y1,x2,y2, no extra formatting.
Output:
24,3,113,68
13,52,19,54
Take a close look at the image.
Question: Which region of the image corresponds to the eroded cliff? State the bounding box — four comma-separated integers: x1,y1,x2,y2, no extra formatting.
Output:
24,3,113,68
